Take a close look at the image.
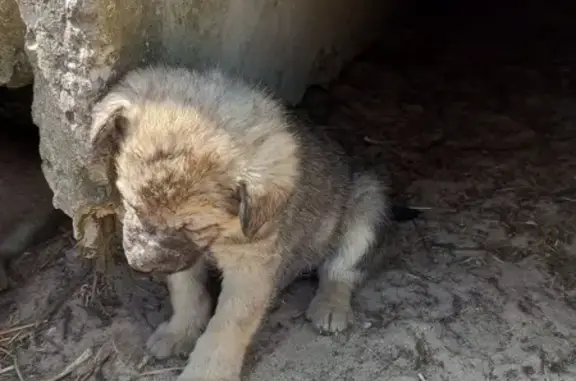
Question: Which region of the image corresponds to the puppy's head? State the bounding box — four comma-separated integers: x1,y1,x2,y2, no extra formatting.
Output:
89,67,299,273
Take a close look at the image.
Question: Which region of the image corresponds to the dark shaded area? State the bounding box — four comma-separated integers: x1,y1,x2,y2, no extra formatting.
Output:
374,0,576,66
0,84,38,150
0,84,72,292
295,0,576,288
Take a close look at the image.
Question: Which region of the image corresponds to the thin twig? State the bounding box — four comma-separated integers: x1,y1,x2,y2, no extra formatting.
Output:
0,348,24,381
364,136,389,145
13,356,24,381
75,346,111,381
0,365,14,375
42,347,93,381
135,355,151,372
0,322,45,337
409,206,434,211
0,334,16,343
134,367,185,378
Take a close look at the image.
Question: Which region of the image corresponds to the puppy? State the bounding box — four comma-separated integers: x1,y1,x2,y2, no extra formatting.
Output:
89,66,389,381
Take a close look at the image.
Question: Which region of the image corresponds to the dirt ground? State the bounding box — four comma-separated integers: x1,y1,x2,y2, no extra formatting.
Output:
2,2,576,381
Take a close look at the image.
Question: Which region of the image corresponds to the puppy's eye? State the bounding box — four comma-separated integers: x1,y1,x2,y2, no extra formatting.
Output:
184,223,219,236
177,225,190,233
182,225,198,234
225,189,241,216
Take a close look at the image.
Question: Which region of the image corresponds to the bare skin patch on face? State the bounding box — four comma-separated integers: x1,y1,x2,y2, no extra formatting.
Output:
121,205,204,273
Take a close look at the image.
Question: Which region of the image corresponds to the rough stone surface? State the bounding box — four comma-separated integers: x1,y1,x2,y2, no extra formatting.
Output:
0,0,33,88
12,0,391,260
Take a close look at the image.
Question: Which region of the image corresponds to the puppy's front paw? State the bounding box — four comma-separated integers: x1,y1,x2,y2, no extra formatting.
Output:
306,294,354,334
146,321,202,359
176,363,240,381
174,341,242,381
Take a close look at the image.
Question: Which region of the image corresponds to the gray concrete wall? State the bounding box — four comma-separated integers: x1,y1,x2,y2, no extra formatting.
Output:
0,0,32,87
3,0,393,259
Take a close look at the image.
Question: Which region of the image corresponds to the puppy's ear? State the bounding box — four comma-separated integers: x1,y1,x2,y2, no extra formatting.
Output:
238,181,289,239
90,93,133,151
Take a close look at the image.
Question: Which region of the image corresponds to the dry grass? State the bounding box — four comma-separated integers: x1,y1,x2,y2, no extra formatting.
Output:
0,320,46,379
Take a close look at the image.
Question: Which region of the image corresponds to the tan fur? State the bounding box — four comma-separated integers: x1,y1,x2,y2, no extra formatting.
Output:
89,66,389,381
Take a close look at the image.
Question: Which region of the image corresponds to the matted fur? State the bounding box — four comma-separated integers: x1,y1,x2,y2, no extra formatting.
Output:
89,66,389,381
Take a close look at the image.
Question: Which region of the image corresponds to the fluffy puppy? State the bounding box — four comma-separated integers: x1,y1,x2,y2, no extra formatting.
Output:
89,66,389,381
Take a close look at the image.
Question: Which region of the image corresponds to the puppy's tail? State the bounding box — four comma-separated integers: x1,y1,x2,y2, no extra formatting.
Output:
389,204,423,222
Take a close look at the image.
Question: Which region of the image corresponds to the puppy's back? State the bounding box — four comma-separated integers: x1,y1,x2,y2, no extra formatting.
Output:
273,122,354,272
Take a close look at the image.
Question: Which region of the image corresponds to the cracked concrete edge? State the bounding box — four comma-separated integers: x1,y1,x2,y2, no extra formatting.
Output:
73,203,123,269
13,0,142,261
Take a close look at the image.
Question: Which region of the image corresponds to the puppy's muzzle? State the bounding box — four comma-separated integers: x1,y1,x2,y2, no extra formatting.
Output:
127,254,194,274
123,231,204,274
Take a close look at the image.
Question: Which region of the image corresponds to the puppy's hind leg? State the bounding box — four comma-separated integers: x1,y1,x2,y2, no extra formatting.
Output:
306,172,388,334
147,257,213,359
